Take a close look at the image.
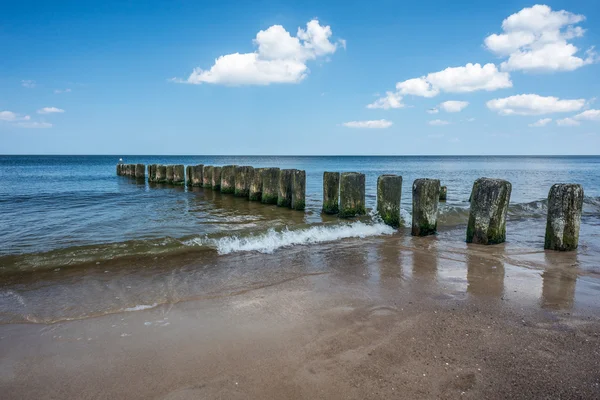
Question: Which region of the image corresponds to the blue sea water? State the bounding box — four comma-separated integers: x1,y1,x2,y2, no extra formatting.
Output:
0,155,599,272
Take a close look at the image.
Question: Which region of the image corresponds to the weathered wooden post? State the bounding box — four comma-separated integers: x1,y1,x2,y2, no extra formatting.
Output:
220,165,237,194
249,168,265,201
277,169,294,207
377,174,402,228
291,170,306,211
439,186,447,202
156,165,166,183
322,172,340,215
148,164,157,182
173,165,185,185
544,184,584,251
117,164,121,176
211,166,222,190
135,164,145,179
339,172,366,218
235,166,253,197
125,164,131,176
191,165,204,186
166,165,174,184
261,168,280,204
202,166,213,188
186,166,193,186
466,178,512,245
412,178,440,236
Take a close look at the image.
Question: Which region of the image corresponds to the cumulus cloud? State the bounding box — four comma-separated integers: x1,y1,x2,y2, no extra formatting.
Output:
428,119,450,126
484,5,597,72
529,118,552,127
486,94,585,116
367,91,404,109
37,107,65,114
439,100,469,113
370,63,511,107
14,121,53,129
174,19,343,85
0,111,31,122
556,117,580,126
21,80,36,88
342,119,393,129
574,109,600,121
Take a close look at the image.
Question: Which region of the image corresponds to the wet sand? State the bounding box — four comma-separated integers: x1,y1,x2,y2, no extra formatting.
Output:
1,235,600,399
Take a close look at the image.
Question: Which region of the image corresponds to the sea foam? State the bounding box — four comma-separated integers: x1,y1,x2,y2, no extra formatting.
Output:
214,221,395,255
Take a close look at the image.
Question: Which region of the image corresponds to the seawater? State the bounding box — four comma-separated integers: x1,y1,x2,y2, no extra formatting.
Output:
0,155,599,274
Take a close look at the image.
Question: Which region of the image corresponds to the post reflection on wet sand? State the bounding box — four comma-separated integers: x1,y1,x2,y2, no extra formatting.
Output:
410,236,439,285
541,251,579,310
466,250,505,299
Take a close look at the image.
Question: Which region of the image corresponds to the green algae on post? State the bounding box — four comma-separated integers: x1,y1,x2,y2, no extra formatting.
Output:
339,172,366,218
202,166,213,188
439,185,447,202
191,165,204,187
234,166,253,198
261,168,280,205
249,168,265,201
377,174,402,228
291,170,306,211
322,172,340,214
466,177,512,245
220,165,237,194
277,169,294,208
411,178,440,236
544,184,584,251
211,166,222,190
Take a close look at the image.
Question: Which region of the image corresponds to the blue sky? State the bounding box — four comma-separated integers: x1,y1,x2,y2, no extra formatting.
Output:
1,0,599,155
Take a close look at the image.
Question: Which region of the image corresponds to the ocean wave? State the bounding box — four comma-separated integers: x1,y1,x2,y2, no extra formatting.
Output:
213,222,396,255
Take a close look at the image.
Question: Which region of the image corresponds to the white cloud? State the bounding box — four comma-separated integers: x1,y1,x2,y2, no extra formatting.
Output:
556,117,580,126
529,118,552,127
439,100,469,113
574,109,600,121
428,119,450,126
54,88,72,94
0,111,31,122
487,94,585,116
14,121,53,129
369,63,511,108
484,5,597,72
21,80,36,88
465,117,476,122
366,91,404,109
37,107,65,114
342,119,393,129
175,19,342,85
427,108,439,114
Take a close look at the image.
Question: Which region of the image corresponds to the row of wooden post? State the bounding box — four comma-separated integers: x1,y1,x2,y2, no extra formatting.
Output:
117,164,583,251
322,172,583,252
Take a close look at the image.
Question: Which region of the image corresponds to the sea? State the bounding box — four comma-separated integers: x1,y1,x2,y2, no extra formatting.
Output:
1,155,599,323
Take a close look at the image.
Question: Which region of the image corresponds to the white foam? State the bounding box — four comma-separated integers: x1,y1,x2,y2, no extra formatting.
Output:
214,222,395,255
123,303,158,312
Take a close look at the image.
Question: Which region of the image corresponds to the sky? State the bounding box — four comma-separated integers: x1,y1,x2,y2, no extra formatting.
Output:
1,0,599,155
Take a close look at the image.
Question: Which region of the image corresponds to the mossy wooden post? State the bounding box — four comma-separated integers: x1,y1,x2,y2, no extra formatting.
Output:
125,164,131,176
439,186,447,202
339,172,366,218
148,164,157,183
130,164,136,177
466,178,512,245
211,166,222,190
191,165,204,186
156,165,166,183
235,166,253,197
249,168,265,201
322,172,340,214
186,166,193,186
173,165,185,185
220,165,237,194
291,170,306,211
261,168,280,204
202,166,213,188
135,164,145,179
166,165,174,184
544,184,584,251
377,174,402,228
277,169,294,208
411,178,440,236
116,164,121,176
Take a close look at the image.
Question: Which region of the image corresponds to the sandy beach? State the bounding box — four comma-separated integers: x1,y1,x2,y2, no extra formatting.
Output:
2,235,599,399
